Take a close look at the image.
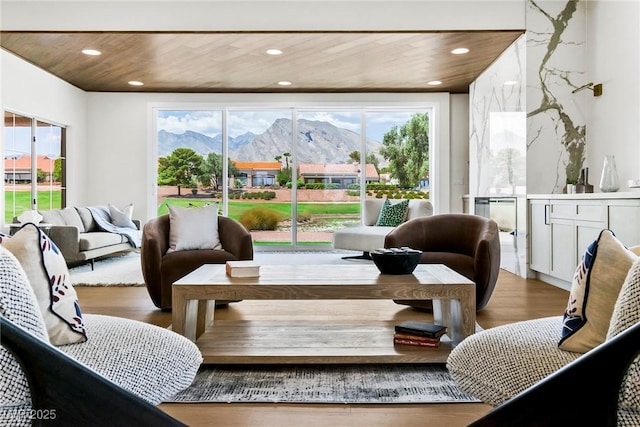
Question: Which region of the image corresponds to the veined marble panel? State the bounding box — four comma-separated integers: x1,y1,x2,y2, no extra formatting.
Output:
526,0,587,194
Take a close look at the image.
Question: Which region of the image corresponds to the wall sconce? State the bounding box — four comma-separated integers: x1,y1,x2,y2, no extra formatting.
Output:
572,82,603,96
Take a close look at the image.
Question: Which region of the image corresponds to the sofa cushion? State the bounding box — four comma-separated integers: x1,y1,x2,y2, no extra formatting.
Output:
559,229,637,353
407,199,434,220
76,207,98,232
1,223,87,345
447,316,580,406
607,258,640,423
0,246,49,418
78,232,129,251
39,207,85,232
168,204,222,252
375,199,409,227
108,203,137,229
59,314,203,405
332,225,395,253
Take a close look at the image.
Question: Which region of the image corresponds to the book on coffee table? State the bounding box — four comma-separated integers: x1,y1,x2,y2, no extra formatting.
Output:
394,321,447,339
225,261,260,278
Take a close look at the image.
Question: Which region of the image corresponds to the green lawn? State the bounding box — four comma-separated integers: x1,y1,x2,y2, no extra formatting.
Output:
4,191,62,223
158,198,360,220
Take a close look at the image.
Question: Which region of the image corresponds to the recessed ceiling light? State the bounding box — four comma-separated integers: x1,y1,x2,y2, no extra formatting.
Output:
427,80,442,86
128,81,144,86
266,49,283,55
504,80,519,86
451,48,470,55
277,81,292,86
82,49,101,56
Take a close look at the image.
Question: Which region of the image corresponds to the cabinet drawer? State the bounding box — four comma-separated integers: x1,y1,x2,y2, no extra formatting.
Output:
550,201,605,221
549,202,576,219
576,203,605,221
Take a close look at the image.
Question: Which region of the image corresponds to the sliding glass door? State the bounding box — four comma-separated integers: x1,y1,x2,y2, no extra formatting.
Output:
154,105,432,251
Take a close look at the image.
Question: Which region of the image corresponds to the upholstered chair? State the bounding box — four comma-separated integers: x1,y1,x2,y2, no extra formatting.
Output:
384,213,501,312
141,214,254,310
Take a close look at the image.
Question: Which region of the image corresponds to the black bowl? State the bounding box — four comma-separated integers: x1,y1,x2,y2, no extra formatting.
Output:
370,248,422,275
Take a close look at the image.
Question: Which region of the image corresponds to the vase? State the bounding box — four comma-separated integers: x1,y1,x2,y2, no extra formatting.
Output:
599,155,620,192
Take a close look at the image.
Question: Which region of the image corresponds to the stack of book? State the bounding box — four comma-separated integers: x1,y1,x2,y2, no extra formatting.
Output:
225,260,260,278
393,321,447,348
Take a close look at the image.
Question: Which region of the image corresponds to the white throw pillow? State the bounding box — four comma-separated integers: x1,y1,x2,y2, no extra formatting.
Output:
168,204,222,252
1,223,87,345
109,203,137,229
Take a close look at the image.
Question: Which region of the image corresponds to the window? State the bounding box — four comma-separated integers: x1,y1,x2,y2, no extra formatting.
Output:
154,104,433,250
3,111,66,224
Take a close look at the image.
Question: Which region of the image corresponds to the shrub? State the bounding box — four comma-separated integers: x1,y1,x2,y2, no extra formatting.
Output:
239,207,282,230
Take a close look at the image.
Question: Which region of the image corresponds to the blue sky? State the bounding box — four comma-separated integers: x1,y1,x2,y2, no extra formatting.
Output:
156,109,427,142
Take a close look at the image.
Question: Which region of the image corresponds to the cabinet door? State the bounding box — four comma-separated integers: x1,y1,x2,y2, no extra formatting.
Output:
576,220,606,265
608,203,640,247
529,200,550,274
550,218,576,282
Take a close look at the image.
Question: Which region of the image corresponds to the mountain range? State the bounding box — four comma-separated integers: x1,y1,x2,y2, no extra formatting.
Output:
158,118,385,164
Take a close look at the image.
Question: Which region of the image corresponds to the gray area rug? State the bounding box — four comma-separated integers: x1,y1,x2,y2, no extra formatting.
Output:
167,364,480,404
69,252,144,286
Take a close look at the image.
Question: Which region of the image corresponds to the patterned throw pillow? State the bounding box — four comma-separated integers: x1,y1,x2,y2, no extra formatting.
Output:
375,199,409,227
1,223,87,345
559,229,637,353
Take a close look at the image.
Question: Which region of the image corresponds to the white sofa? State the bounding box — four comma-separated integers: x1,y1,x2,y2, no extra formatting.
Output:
332,198,433,257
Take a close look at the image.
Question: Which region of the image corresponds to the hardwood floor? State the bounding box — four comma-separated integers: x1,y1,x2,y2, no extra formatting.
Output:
75,269,569,427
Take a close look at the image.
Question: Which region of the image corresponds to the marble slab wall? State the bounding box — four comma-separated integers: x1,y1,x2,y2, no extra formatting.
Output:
469,0,587,276
526,0,587,194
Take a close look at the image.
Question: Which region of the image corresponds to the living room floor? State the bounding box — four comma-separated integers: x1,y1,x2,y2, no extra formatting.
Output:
75,264,570,427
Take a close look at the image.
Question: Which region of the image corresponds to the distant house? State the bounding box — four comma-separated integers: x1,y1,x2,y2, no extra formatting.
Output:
232,161,282,187
298,163,379,188
3,155,57,183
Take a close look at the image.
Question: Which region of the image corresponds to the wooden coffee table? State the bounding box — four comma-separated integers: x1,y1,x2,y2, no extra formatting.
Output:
172,263,475,364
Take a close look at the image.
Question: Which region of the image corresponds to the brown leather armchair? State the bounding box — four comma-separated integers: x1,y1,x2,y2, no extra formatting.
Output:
141,214,254,310
384,213,500,311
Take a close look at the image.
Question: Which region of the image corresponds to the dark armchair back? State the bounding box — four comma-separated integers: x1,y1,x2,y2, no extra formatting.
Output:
141,214,253,310
385,213,501,311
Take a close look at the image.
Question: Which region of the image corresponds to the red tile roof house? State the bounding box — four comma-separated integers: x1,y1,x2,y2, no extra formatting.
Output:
298,163,379,188
4,155,56,183
232,161,282,187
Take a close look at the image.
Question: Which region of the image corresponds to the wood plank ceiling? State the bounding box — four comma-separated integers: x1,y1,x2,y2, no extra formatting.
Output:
0,31,523,93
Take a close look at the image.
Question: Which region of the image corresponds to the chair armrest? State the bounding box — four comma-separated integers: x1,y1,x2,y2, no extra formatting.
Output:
470,321,640,426
141,217,168,293
218,216,254,260
47,226,81,261
0,317,186,426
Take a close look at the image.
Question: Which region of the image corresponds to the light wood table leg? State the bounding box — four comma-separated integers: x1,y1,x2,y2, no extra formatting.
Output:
196,300,216,339
432,294,476,345
171,287,187,337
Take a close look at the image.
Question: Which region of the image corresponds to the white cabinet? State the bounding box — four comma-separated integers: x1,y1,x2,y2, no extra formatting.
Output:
528,195,638,289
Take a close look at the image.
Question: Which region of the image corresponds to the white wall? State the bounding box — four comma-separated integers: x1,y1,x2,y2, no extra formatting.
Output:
586,0,640,189
85,92,453,221
1,50,89,209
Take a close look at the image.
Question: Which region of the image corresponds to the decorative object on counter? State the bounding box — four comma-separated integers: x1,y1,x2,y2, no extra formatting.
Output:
370,247,422,275
628,179,640,189
17,209,43,224
575,167,594,193
599,155,620,192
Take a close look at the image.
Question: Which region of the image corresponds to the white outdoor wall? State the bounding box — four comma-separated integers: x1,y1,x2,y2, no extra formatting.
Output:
1,50,89,212
85,92,452,222
1,1,525,31
586,0,640,190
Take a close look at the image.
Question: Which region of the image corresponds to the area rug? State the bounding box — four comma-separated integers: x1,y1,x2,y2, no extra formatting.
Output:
167,364,480,404
69,251,144,286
